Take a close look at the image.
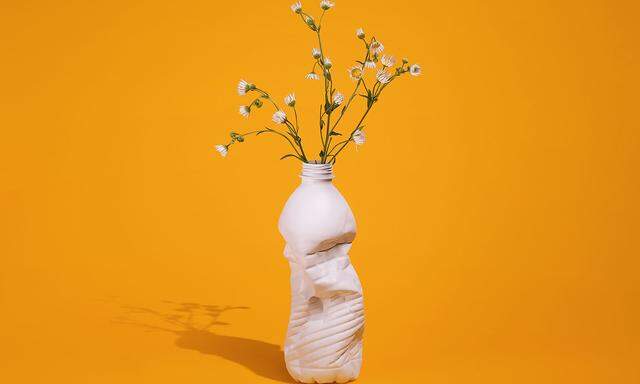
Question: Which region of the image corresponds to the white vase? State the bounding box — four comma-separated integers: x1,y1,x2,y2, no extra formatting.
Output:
278,163,364,383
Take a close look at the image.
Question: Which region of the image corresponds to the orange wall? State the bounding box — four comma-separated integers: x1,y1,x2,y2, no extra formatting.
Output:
1,0,638,382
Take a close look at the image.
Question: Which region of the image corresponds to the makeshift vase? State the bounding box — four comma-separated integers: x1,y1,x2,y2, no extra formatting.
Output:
278,162,364,383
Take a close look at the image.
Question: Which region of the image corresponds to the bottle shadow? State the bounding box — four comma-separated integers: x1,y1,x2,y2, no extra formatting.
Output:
114,301,293,383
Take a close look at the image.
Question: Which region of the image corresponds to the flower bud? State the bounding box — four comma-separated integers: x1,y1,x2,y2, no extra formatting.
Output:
253,99,263,108
356,28,365,39
312,48,321,59
304,15,317,31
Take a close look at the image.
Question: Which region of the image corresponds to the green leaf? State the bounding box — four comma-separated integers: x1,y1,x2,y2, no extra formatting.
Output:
330,131,342,136
236,136,244,142
319,150,325,157
280,154,297,161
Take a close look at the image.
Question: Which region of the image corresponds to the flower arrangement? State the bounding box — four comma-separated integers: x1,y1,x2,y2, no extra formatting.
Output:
215,1,421,164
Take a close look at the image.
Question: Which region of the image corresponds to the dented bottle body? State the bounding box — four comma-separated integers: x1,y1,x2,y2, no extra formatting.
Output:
278,163,364,383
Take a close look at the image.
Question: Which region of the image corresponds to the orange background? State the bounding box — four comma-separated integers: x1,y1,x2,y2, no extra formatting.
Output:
1,0,639,383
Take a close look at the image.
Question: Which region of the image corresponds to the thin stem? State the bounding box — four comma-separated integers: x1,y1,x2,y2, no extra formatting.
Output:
322,43,372,161
262,127,304,160
293,107,300,134
326,106,372,161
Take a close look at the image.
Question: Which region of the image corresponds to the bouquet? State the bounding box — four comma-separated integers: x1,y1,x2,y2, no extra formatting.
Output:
215,0,422,164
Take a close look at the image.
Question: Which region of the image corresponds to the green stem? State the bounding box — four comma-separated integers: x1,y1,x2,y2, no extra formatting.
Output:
327,106,372,161
262,127,304,160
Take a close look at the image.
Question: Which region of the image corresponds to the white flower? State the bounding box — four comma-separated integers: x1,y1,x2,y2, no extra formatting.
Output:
347,65,363,80
237,79,254,95
364,60,376,69
284,93,296,107
312,47,321,59
291,1,302,13
322,57,332,69
215,145,228,157
356,28,365,39
333,91,344,106
376,69,391,84
272,110,287,124
352,129,365,146
381,55,396,67
320,0,334,10
305,72,320,80
239,105,250,117
409,64,422,76
369,40,384,55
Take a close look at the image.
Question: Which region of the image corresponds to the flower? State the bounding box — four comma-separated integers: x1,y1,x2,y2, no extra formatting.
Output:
409,64,422,76
284,93,296,107
312,47,321,59
381,55,396,67
347,65,363,80
322,57,332,69
356,28,365,39
239,105,250,117
272,110,287,124
237,79,254,95
291,1,302,13
305,72,320,80
364,60,376,69
352,129,365,146
333,91,344,106
376,69,391,84
320,0,334,10
215,144,228,157
369,40,384,55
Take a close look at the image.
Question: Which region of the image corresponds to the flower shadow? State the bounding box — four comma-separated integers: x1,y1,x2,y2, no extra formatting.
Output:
114,301,293,383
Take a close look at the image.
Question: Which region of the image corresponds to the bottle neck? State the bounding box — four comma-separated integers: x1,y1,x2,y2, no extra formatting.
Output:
300,162,334,182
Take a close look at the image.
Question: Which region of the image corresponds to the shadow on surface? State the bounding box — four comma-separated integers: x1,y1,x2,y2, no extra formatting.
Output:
114,301,293,383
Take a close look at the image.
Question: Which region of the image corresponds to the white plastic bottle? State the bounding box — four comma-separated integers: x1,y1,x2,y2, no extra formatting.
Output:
278,162,364,383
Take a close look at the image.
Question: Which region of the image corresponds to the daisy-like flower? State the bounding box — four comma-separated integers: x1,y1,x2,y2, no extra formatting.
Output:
364,60,376,69
333,91,344,106
347,65,363,81
215,144,228,157
237,79,254,96
352,129,365,146
356,28,365,39
312,47,321,59
320,0,334,10
409,64,422,76
322,57,332,69
284,93,296,107
381,55,396,67
291,1,302,13
376,69,391,84
272,110,287,124
369,40,384,55
239,105,250,117
305,72,320,80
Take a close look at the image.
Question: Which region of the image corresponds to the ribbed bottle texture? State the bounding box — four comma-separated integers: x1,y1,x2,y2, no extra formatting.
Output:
278,163,364,383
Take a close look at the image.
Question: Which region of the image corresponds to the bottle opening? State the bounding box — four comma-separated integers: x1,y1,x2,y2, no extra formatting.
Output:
301,161,334,180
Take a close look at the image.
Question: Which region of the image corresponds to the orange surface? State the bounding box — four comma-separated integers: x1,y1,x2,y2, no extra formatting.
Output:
1,0,639,383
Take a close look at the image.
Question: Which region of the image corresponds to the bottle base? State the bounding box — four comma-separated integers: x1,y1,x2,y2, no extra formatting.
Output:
286,358,362,383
